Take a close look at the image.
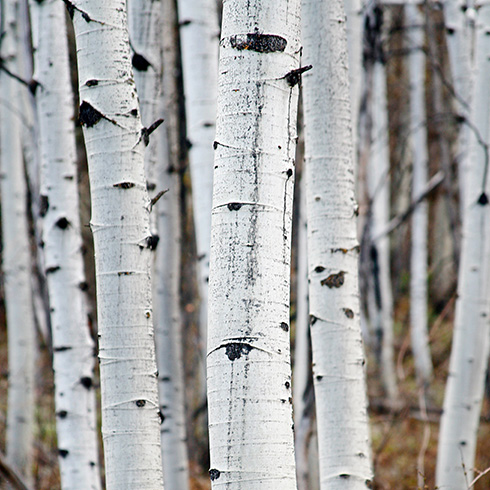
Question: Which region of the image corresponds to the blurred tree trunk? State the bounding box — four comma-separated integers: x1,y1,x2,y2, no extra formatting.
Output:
29,0,102,487
302,0,373,488
436,3,490,488
0,0,36,483
177,0,219,354
406,3,433,389
67,1,164,488
207,0,300,486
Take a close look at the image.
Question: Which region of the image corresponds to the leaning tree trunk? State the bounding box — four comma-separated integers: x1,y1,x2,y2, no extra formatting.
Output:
207,1,301,487
30,0,102,487
66,1,164,488
406,3,433,389
0,0,36,483
436,3,490,488
302,0,373,488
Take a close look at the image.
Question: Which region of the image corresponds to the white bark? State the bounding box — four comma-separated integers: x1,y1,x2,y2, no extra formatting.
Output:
30,0,102,487
207,1,301,487
369,59,399,405
406,4,433,387
67,1,164,488
302,1,373,488
444,0,476,213
177,0,219,351
436,3,490,488
0,0,36,482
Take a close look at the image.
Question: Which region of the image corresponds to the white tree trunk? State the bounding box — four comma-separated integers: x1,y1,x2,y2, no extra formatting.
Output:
177,0,219,351
406,3,433,388
302,1,373,488
369,57,399,405
436,3,490,488
444,0,476,214
67,1,164,488
0,0,36,483
207,1,301,487
30,0,102,487
128,1,190,488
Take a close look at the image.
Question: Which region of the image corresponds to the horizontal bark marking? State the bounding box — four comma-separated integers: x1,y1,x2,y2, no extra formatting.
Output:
56,410,68,418
321,271,346,288
209,468,221,481
314,265,325,273
46,266,61,274
135,400,146,407
227,202,242,211
229,33,287,53
54,346,72,352
58,449,69,458
113,182,135,189
85,79,98,87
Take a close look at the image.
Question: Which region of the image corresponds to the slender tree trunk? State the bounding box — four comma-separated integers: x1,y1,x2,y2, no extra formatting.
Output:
0,0,36,483
177,0,219,351
207,1,301,487
406,3,433,388
66,1,164,488
302,1,373,488
29,1,102,487
436,4,490,488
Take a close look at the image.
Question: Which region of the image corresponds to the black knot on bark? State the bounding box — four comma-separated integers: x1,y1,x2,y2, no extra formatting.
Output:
79,101,103,127
209,469,221,481
227,202,242,211
80,377,93,389
136,399,146,407
132,53,151,71
55,217,70,229
478,192,489,205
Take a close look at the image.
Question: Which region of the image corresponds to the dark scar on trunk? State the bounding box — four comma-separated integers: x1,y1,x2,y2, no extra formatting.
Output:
230,33,287,53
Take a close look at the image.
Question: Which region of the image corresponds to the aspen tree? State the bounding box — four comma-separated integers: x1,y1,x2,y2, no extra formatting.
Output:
436,3,490,488
29,0,102,487
0,0,36,482
177,0,219,349
128,1,190,487
207,0,301,487
406,3,433,388
65,1,164,488
302,0,373,488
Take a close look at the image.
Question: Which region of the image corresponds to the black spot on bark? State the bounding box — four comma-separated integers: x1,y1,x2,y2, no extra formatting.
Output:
316,375,323,381
46,266,61,274
284,65,312,87
179,19,192,26
58,449,69,458
213,140,219,149
62,0,75,18
158,410,165,423
131,108,138,116
309,315,318,325
146,235,160,250
89,461,96,467
321,271,346,288
54,346,72,352
460,440,467,446
81,11,91,22
113,182,135,189
40,195,49,217
86,79,98,87
343,308,354,319
56,410,68,418
132,53,151,71
230,33,287,53
280,322,289,332
79,281,89,291
478,192,489,205
225,343,252,361
228,202,242,211
286,168,293,178
79,101,103,127
209,469,221,481
55,217,70,229
285,381,290,389
80,377,93,389
314,266,325,273
340,474,350,479
365,479,373,488
28,79,40,95
147,182,156,191
446,27,455,35
136,399,146,407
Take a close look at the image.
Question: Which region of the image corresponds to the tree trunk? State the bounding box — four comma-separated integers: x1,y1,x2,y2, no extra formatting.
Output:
207,1,301,487
0,0,36,483
30,0,102,487
177,0,219,352
406,3,433,388
66,1,164,488
436,4,490,488
302,0,373,488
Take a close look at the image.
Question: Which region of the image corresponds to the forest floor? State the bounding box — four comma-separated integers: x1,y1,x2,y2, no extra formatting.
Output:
1,294,490,490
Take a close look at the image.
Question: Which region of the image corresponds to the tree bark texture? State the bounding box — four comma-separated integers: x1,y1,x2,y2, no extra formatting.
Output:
207,0,301,487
